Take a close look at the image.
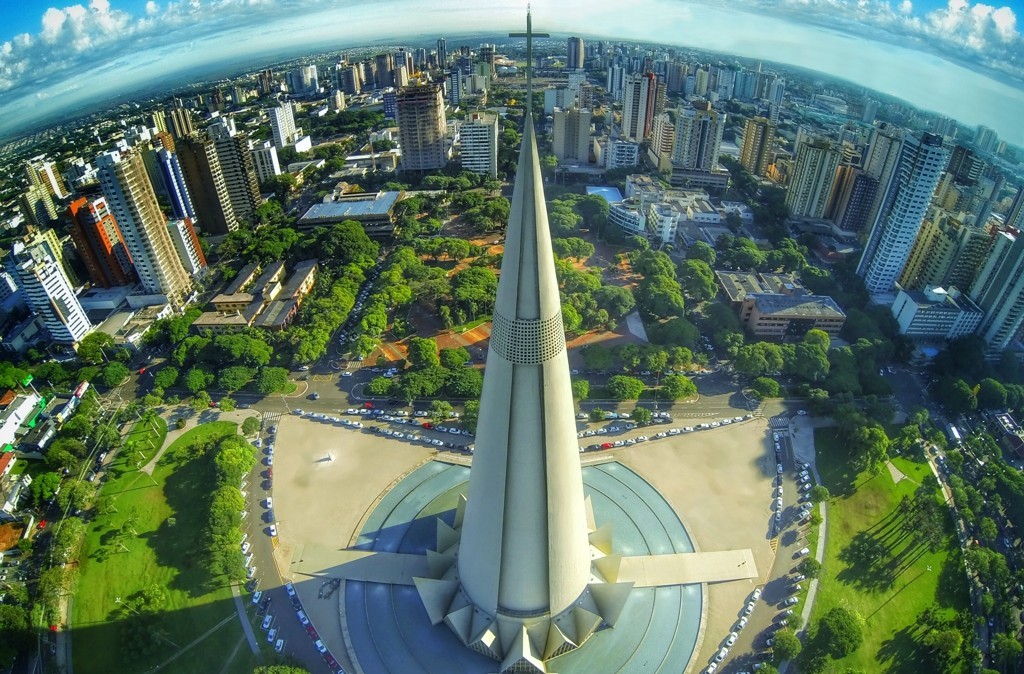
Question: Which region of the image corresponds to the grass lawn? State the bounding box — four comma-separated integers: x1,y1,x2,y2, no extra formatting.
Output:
812,428,969,673
72,420,261,674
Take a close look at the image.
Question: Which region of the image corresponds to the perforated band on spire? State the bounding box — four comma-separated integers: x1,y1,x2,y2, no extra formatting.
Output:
490,310,565,364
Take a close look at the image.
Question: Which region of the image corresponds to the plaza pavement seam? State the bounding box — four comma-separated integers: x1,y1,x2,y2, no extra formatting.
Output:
346,455,439,548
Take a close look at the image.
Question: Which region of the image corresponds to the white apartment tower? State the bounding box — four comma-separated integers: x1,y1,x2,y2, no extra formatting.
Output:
857,132,948,294
969,231,1024,356
621,72,661,141
251,141,282,184
460,112,499,177
8,241,91,344
269,103,299,149
96,148,193,307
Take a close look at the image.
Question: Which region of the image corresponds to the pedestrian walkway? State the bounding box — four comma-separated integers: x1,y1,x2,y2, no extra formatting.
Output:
229,583,260,654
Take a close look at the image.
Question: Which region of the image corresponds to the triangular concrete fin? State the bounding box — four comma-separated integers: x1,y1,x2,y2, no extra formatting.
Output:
426,548,456,577
552,611,579,644
543,621,577,660
593,553,622,583
471,611,497,647
584,495,596,532
445,604,474,643
589,523,613,555
499,624,547,674
572,606,602,644
588,581,634,627
413,577,459,626
526,619,549,655
454,493,467,529
437,518,460,551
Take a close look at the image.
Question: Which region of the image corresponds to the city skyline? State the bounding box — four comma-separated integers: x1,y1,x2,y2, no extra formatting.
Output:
0,1,1022,143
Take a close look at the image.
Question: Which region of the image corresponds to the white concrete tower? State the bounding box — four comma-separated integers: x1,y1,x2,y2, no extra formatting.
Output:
415,12,632,672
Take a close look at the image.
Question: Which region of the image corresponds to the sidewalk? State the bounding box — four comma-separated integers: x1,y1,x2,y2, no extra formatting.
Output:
141,407,263,474
781,414,831,672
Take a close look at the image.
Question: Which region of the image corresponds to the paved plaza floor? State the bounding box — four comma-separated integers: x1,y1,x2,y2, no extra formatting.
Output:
272,413,779,673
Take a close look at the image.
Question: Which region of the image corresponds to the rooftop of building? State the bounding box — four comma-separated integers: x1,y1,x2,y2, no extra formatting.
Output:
900,285,984,314
748,292,846,319
280,260,318,297
224,262,261,294
299,192,401,223
253,297,298,328
716,270,803,303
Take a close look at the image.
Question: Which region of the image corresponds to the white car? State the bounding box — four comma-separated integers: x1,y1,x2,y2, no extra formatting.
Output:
275,638,285,653
744,601,756,616
262,614,273,630
736,616,748,630
297,610,310,626
797,547,810,557
251,590,262,605
267,627,277,643
777,464,784,474
268,525,277,536
265,497,273,509
725,632,738,647
315,639,327,654
751,588,762,601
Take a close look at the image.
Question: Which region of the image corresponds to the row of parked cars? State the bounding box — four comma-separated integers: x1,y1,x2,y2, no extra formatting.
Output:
579,415,753,453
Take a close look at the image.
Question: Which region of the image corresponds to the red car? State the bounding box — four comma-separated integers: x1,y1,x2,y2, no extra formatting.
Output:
601,442,613,450
363,402,374,409
208,401,219,408
422,422,433,429
138,367,147,375
38,519,47,530
306,625,319,640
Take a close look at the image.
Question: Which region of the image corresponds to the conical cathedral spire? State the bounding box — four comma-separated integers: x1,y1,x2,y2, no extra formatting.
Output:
415,12,633,672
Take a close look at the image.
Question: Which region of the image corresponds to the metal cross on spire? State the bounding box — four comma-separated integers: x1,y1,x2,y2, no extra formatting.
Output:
509,6,548,115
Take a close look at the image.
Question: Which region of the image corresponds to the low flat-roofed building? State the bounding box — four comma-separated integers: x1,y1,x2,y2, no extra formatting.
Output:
741,292,847,337
253,297,300,331
891,284,984,340
210,293,254,312
280,260,317,300
297,191,401,236
191,303,262,335
669,167,730,191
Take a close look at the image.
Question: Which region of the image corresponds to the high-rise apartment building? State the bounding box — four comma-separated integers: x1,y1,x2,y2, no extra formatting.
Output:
154,147,197,222
25,156,69,200
975,125,999,154
786,138,842,218
970,230,1024,356
67,196,134,288
269,103,299,149
1005,185,1024,230
168,105,195,140
827,166,878,233
7,241,91,344
566,37,584,70
396,84,447,171
375,53,394,89
739,116,775,177
649,111,676,169
167,219,207,276
20,184,58,226
898,207,991,291
96,148,193,306
251,140,282,184
671,100,725,171
175,133,239,235
857,132,948,293
861,122,906,239
606,65,625,102
436,38,447,67
209,119,262,224
767,77,785,106
551,107,591,165
621,72,663,141
460,112,499,177
150,109,168,134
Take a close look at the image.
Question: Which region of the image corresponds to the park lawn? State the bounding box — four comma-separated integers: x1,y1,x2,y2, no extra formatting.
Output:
72,421,245,674
812,428,969,674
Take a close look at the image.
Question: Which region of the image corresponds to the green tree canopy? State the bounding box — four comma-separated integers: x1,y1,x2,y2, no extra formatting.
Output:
816,605,865,658
660,375,697,400
408,337,440,369
608,375,646,400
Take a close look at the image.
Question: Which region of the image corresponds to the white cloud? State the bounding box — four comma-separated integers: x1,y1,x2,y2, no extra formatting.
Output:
899,0,913,15
146,1,160,16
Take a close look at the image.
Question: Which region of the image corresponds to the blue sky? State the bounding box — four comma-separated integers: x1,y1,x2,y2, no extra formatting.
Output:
0,0,1023,143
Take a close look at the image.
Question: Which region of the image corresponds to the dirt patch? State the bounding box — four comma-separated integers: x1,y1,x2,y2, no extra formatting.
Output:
0,522,25,551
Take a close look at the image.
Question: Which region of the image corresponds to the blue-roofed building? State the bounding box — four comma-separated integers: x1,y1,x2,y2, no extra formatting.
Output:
585,185,623,205
297,191,402,237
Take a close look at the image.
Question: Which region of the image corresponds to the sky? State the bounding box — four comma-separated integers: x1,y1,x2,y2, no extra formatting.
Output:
0,0,1023,144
